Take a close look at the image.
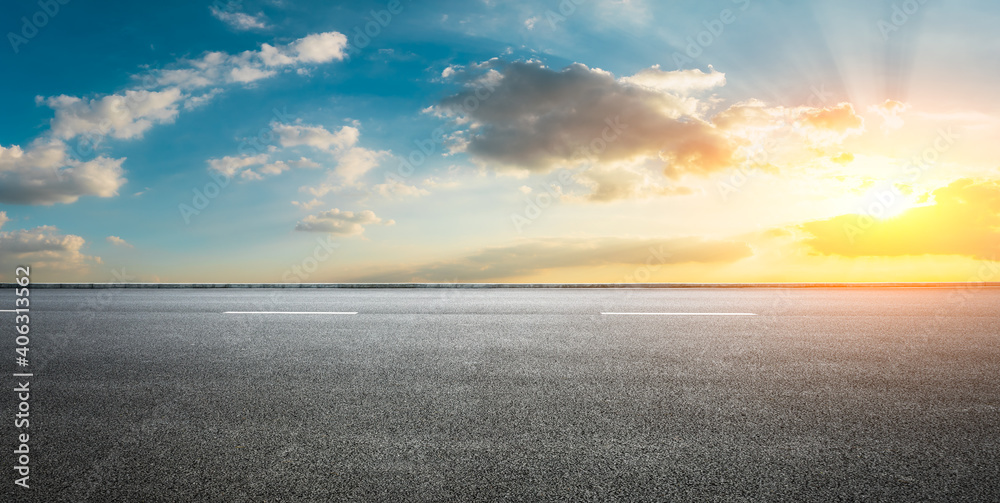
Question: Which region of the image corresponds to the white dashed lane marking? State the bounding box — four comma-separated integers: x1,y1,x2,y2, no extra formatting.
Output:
224,311,358,315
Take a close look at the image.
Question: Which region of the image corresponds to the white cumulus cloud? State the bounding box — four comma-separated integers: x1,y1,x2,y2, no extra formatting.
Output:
0,225,101,272
43,88,185,141
0,140,126,205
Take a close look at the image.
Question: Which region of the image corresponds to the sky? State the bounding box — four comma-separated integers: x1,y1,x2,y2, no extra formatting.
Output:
1,0,999,283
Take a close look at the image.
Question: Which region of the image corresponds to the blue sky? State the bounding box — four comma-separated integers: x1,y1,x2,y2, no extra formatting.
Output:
2,0,999,283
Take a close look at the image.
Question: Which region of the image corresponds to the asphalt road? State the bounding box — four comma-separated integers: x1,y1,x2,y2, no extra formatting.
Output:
2,288,999,502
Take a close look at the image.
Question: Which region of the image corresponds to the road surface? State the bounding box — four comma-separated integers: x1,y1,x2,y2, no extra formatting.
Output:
2,287,999,501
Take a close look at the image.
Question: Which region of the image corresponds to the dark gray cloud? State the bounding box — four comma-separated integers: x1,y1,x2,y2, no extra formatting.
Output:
436,61,738,177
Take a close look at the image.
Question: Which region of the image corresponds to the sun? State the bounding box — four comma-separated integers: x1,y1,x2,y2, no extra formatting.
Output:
859,186,914,221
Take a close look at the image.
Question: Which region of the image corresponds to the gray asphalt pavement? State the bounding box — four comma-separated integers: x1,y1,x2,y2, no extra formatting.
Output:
2,287,999,502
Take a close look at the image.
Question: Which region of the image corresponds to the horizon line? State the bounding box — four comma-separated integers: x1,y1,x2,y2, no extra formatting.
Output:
5,282,1000,289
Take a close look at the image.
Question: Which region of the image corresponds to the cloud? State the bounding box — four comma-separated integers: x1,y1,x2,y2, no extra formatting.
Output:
333,147,391,184
150,31,348,91
302,183,338,198
274,123,359,151
259,157,321,175
795,103,865,144
0,212,7,229
292,198,325,210
43,88,185,141
288,32,351,64
800,179,1000,260
207,153,270,177
573,162,696,202
710,99,785,133
371,176,430,198
798,103,863,132
37,31,350,143
210,2,270,31
831,152,855,165
0,225,101,272
272,124,390,185
205,153,321,180
713,100,865,147
183,88,224,110
208,122,388,187
0,140,126,205
294,208,393,236
620,65,726,94
434,61,739,180
273,122,390,185
8,31,348,206
871,99,910,132
106,236,134,248
350,236,752,282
